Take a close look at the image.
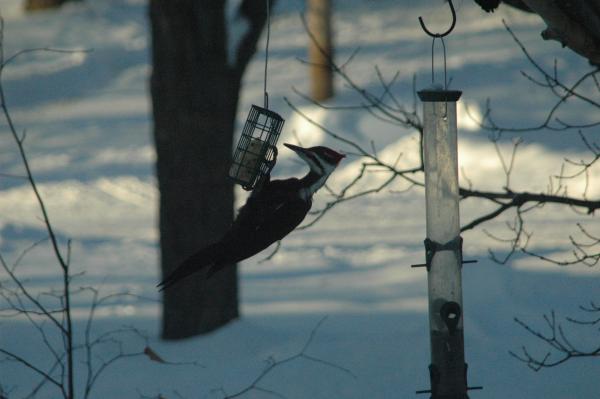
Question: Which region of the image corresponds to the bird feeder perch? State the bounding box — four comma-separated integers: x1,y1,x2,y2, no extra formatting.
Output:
229,104,285,191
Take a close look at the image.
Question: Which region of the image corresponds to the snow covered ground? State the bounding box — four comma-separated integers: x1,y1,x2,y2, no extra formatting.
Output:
1,0,599,398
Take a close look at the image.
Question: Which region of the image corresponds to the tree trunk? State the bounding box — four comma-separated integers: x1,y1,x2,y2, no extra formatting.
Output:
520,0,600,65
149,0,269,340
308,0,334,101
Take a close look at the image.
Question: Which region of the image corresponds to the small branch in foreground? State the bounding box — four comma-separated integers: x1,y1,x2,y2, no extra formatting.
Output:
222,316,355,399
476,21,600,134
0,20,158,399
510,307,600,371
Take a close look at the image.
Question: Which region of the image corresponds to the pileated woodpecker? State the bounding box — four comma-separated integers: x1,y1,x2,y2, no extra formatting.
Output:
158,143,345,290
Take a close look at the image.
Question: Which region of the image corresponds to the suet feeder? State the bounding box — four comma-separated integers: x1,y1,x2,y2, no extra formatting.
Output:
229,0,284,191
229,104,285,191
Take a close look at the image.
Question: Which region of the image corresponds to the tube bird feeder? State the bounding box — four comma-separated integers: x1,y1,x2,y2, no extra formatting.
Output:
418,86,469,399
229,104,284,191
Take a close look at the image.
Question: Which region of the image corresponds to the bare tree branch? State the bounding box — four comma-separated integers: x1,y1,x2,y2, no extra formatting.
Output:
271,14,600,271
223,316,355,399
0,21,161,399
511,308,600,371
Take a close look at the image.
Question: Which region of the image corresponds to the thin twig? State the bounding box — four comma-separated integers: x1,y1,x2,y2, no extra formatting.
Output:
224,316,355,398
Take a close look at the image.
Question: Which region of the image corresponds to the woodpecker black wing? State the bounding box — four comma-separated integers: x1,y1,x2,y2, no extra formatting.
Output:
158,177,311,290
218,177,311,264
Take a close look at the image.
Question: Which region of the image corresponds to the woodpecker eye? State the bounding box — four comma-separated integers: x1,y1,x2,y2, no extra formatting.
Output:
308,146,344,164
322,148,344,163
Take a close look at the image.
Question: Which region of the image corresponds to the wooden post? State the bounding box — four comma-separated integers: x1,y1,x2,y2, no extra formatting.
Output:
418,87,469,399
307,0,334,101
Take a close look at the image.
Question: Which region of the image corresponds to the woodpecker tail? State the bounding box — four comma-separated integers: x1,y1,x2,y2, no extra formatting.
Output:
157,243,222,291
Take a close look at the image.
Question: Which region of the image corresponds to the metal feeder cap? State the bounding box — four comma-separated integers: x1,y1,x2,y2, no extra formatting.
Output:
418,87,462,102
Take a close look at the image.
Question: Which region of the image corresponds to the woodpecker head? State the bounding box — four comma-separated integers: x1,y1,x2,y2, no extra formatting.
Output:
284,143,345,176
284,143,345,197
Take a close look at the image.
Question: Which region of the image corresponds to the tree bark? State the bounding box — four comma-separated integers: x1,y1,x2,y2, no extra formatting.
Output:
475,0,600,65
521,0,600,65
149,0,269,339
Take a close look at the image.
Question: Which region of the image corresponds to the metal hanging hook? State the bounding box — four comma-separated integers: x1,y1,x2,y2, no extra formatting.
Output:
418,0,457,38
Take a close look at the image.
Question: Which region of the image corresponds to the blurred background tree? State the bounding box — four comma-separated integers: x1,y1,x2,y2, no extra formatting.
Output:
149,0,273,340
24,0,80,12
307,0,334,101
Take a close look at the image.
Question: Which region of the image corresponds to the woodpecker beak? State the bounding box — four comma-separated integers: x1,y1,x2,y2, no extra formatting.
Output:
284,143,316,169
283,143,306,155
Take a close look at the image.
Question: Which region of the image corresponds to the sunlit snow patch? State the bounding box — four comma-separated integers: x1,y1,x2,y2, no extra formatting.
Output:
285,105,327,150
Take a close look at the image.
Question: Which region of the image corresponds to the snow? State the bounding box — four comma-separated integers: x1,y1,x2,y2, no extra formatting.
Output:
1,0,600,398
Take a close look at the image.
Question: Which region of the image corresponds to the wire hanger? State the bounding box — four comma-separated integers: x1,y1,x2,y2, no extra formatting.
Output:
263,0,271,109
418,0,456,90
418,1,458,118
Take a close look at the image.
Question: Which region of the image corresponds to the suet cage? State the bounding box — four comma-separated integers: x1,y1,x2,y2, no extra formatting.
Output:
229,105,285,190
